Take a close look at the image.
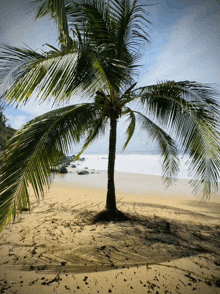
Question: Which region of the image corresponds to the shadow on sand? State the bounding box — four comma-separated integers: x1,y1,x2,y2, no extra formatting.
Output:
1,197,219,277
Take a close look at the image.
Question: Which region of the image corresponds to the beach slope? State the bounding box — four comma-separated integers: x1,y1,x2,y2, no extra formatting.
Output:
0,173,220,293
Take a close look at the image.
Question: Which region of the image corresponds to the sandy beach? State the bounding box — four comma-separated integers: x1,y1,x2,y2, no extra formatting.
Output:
0,170,220,293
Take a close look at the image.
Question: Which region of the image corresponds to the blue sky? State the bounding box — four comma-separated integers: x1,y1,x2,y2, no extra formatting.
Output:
0,0,220,153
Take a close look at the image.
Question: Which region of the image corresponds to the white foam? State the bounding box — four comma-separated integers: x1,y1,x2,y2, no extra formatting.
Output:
79,153,190,179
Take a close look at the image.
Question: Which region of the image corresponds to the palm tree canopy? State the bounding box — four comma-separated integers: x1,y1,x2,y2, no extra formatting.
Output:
0,0,220,230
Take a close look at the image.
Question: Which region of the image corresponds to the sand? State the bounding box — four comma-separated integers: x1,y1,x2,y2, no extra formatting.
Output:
0,170,220,293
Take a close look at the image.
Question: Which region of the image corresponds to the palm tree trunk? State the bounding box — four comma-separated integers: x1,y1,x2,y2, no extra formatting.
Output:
106,118,117,213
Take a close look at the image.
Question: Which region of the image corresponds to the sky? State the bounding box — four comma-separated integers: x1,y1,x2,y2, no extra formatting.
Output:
0,0,220,153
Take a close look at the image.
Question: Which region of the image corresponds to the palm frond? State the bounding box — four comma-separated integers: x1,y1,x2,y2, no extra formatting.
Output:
121,107,136,152
67,0,151,87
175,81,220,111
31,0,71,48
0,44,45,92
0,44,60,105
113,0,151,53
75,116,108,160
0,40,127,106
119,82,137,104
68,0,113,45
137,81,219,125
0,103,98,231
133,110,179,186
137,81,220,198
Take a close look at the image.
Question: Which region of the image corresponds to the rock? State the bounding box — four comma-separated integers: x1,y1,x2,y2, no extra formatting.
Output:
56,154,76,166
50,167,58,173
70,154,76,161
78,157,85,161
71,164,77,168
77,170,89,175
58,165,68,173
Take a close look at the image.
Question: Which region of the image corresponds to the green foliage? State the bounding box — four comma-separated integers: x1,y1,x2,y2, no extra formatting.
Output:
0,103,99,230
0,107,16,151
0,107,7,127
0,0,220,230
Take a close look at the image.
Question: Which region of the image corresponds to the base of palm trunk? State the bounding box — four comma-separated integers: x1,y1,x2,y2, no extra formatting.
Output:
91,208,129,223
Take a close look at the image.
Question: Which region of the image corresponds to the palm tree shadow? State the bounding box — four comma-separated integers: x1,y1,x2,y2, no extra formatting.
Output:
3,199,220,274
72,199,220,272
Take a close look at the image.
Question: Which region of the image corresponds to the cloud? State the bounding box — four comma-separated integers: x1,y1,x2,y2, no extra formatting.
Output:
0,0,58,50
139,4,220,87
17,94,83,117
19,100,58,117
6,114,28,129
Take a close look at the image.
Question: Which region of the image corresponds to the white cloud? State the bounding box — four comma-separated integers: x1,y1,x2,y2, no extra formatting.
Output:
19,100,58,117
139,5,220,87
6,114,28,129
16,93,87,117
0,0,58,50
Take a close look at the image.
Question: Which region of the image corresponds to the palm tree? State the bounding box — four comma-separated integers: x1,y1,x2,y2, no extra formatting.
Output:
0,0,219,229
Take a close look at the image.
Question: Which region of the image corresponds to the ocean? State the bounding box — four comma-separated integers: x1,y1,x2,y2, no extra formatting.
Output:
52,153,219,201
74,153,190,180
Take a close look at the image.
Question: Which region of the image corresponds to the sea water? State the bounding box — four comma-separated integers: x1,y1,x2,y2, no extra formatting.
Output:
76,153,190,179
